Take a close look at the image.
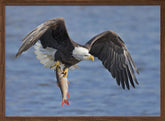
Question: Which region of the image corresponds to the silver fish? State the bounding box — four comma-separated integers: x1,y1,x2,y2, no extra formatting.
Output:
56,66,70,106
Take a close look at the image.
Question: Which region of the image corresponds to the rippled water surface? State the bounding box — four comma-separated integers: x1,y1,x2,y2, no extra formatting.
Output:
5,6,160,116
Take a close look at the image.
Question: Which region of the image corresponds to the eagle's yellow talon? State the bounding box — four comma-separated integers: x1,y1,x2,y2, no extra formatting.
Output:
51,61,60,70
63,68,68,77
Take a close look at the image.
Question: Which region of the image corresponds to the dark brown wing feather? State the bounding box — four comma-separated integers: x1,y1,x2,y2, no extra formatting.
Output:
16,17,73,57
85,30,139,89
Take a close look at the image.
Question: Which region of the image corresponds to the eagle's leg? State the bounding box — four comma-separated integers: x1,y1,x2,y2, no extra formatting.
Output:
50,61,61,70
63,68,68,78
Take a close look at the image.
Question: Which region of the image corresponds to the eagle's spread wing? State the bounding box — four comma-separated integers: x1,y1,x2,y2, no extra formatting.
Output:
85,30,139,89
16,17,73,57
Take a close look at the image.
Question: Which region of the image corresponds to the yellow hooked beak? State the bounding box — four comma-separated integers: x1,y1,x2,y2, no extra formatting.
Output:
88,55,94,61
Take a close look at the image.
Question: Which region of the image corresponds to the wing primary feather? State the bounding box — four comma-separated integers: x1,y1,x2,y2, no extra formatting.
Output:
115,70,120,86
128,58,139,85
121,70,125,89
126,51,139,74
123,69,130,90
126,54,139,85
126,65,135,88
118,71,123,86
116,70,122,86
109,64,115,78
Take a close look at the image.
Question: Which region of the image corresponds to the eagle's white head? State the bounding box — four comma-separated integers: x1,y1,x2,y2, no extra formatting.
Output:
72,46,94,61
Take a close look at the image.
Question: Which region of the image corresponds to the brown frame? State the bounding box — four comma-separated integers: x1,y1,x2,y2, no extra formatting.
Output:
0,0,164,121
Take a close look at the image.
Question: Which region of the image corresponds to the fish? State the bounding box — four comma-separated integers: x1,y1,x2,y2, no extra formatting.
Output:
56,66,70,106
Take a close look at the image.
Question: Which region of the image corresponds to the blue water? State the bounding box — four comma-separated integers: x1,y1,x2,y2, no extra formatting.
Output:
5,6,160,116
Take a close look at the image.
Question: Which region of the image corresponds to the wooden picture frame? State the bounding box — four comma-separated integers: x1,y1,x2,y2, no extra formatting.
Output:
0,0,164,121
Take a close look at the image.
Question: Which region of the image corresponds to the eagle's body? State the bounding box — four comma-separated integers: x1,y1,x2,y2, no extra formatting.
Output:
16,17,139,90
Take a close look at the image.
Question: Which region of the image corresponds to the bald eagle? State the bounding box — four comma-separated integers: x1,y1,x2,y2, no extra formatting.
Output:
16,17,139,90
